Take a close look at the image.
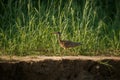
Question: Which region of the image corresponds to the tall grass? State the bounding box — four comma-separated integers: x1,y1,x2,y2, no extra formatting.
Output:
0,0,120,56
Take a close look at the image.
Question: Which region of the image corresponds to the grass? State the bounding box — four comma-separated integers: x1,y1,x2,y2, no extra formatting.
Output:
0,0,120,56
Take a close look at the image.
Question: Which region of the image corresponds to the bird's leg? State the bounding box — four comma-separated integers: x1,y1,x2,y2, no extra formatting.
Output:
61,48,65,55
60,48,66,55
63,48,72,55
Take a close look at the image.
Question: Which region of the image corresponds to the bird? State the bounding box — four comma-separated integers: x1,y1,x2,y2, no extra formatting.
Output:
53,32,82,49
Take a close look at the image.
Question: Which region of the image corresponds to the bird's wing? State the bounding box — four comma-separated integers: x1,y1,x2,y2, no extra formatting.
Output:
61,40,81,48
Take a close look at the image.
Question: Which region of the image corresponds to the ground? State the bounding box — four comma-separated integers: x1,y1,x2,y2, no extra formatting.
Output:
0,56,120,80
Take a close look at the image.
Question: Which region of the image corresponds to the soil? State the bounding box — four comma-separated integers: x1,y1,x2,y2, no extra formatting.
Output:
0,56,120,80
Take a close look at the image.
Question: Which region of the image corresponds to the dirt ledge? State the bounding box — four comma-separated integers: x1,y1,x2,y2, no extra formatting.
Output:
0,56,120,80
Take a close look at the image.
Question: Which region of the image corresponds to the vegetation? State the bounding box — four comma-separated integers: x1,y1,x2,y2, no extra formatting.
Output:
0,0,120,56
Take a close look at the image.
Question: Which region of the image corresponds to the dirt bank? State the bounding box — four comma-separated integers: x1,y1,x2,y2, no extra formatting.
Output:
0,56,120,80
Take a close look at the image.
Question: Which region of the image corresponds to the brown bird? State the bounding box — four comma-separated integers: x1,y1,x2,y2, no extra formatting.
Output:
53,32,82,49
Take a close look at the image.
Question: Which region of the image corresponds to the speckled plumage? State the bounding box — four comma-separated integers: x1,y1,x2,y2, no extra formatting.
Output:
53,32,82,49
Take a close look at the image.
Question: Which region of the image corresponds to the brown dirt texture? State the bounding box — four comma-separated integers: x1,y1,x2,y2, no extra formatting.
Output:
0,56,120,80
